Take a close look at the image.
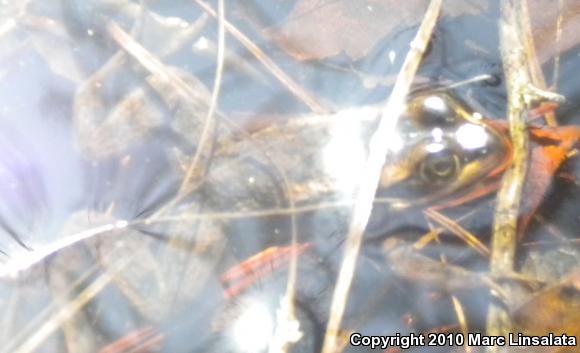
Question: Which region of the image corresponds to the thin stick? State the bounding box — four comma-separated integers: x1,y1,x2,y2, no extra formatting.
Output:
190,0,328,114
424,209,490,256
520,0,557,126
107,22,218,190
180,0,224,192
486,0,531,347
451,296,472,353
0,221,129,278
320,1,443,352
551,0,564,90
165,0,226,323
0,195,406,281
433,239,472,353
487,3,566,344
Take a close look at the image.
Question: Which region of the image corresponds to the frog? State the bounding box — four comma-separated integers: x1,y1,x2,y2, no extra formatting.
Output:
377,89,580,240
72,58,210,161
377,90,512,209
207,88,580,352
207,89,514,210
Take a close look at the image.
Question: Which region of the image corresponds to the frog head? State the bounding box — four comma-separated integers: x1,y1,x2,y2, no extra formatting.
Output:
379,91,512,209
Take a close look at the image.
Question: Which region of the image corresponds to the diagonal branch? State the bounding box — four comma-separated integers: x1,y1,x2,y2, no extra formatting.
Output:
320,1,443,352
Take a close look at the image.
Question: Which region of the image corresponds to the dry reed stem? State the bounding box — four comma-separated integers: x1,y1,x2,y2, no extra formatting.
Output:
320,1,443,352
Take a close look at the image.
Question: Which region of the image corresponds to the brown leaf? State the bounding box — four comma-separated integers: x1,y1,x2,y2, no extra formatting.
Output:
529,1,580,65
267,0,487,61
513,271,580,344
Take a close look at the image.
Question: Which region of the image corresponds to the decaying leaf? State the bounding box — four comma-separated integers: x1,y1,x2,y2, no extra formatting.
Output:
514,247,580,342
512,271,580,345
267,0,488,61
529,0,580,65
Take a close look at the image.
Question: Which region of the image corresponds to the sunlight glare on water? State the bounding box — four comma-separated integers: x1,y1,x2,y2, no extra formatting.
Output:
232,299,274,353
322,108,370,193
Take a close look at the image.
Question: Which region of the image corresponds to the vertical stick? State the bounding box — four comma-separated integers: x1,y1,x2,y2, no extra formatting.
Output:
487,0,530,349
487,3,563,343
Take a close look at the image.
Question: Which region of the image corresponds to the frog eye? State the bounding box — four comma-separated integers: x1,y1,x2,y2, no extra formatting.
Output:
408,94,457,126
419,145,460,184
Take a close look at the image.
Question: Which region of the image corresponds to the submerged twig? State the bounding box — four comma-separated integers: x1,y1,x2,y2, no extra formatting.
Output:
107,21,219,211
424,209,490,256
487,0,555,347
190,0,328,114
487,0,529,343
320,1,443,352
520,0,558,126
179,0,224,193
0,221,129,279
552,0,564,90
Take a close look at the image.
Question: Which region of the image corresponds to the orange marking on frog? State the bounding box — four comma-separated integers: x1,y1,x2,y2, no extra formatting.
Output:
221,243,314,299
517,125,580,237
436,118,580,239
98,326,163,353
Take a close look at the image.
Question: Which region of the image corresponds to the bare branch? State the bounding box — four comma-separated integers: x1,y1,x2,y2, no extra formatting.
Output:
486,0,564,347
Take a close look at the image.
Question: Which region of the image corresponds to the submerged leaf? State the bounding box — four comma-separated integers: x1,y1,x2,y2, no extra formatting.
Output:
513,271,580,343
529,0,580,65
267,0,487,60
